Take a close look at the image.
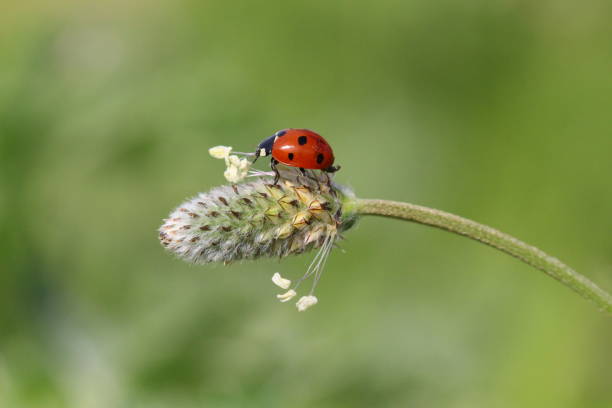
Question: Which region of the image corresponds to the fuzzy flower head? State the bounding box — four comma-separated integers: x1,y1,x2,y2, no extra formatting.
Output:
160,147,357,311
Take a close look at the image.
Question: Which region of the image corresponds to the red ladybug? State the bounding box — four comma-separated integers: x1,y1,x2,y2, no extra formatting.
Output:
254,129,339,183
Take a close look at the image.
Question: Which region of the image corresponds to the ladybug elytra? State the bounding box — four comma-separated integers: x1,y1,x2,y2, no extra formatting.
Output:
253,129,339,183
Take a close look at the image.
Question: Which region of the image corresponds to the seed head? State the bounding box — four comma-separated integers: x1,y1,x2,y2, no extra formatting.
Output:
159,166,356,265
161,144,358,311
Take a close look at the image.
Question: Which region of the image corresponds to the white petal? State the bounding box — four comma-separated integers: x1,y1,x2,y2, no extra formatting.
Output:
277,289,297,303
209,146,232,159
272,272,291,289
296,295,318,311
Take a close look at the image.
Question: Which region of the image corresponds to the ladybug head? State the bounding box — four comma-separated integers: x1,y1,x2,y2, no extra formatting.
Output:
253,129,287,162
253,135,275,162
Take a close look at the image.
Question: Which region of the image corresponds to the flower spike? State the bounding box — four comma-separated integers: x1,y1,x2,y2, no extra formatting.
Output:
160,154,358,310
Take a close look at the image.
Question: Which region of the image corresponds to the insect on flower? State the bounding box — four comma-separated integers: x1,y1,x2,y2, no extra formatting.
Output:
253,129,340,185
161,131,357,311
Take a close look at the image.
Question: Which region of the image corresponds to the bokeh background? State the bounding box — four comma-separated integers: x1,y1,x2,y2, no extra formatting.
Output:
1,1,611,407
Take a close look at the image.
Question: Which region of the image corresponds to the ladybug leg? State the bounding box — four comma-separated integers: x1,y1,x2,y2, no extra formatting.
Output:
295,167,307,186
270,158,280,185
324,170,337,197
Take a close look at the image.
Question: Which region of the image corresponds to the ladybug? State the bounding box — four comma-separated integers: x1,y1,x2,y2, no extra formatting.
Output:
253,129,340,183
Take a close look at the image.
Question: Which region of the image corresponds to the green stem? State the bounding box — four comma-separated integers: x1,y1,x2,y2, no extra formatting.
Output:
354,198,612,314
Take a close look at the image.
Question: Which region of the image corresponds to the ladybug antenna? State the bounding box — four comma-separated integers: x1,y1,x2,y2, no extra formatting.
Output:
252,148,261,164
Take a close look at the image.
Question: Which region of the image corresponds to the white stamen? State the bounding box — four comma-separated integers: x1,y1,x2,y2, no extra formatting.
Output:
223,154,250,183
227,155,241,166
209,146,232,159
272,272,291,289
294,231,336,292
223,166,239,183
296,295,318,311
311,232,336,291
238,157,250,171
248,169,275,177
277,289,297,302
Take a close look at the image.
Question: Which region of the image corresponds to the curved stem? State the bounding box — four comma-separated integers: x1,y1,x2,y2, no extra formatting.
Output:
354,198,612,314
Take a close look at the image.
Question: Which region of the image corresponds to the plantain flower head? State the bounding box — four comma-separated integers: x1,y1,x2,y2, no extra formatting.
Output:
160,149,358,310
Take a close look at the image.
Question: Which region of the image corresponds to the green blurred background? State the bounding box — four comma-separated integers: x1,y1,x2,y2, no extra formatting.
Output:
1,1,611,407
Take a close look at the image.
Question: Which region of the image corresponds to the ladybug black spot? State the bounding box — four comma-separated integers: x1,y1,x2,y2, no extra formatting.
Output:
298,135,308,145
288,153,294,160
316,153,324,164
